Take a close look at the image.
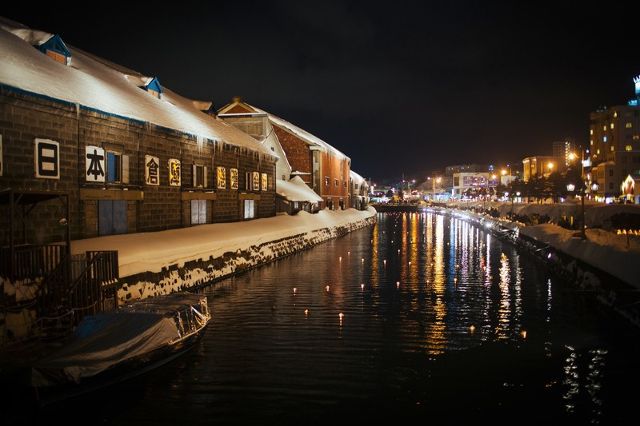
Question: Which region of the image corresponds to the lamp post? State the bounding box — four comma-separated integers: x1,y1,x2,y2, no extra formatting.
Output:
432,177,442,201
567,183,586,239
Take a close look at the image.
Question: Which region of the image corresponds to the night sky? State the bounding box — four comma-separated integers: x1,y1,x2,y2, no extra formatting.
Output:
4,2,640,180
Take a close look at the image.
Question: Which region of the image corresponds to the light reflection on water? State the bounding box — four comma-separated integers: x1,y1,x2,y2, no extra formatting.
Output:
37,212,640,425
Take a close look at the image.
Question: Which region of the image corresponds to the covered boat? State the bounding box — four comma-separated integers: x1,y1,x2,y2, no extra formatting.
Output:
32,292,211,403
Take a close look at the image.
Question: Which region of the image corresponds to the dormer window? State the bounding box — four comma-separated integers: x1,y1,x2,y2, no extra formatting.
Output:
142,77,163,99
35,34,71,66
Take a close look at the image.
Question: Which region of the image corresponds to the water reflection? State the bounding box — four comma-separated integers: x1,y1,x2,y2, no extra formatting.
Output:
33,212,640,425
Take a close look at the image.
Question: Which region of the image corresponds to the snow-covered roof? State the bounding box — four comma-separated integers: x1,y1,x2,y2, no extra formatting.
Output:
0,20,273,156
276,176,323,203
219,100,349,160
259,108,349,160
350,170,366,185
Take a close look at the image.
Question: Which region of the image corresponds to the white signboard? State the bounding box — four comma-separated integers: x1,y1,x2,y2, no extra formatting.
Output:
34,138,59,179
85,145,105,182
145,155,160,185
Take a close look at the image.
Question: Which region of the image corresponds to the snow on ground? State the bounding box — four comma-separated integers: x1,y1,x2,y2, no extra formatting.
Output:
448,200,640,227
72,207,376,278
520,224,640,287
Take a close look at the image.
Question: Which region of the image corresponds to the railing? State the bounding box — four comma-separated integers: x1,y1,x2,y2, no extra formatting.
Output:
66,251,119,324
0,244,64,281
35,250,119,336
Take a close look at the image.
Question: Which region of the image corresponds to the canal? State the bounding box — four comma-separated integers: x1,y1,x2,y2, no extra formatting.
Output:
36,212,640,424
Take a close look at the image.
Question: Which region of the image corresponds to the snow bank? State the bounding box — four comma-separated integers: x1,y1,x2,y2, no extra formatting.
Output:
72,207,376,278
520,224,640,287
448,200,640,227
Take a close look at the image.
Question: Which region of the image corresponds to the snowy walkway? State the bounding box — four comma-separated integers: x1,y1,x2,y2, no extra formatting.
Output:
72,207,376,278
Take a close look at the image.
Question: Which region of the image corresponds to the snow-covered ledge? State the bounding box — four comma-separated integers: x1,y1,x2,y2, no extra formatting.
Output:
72,207,377,303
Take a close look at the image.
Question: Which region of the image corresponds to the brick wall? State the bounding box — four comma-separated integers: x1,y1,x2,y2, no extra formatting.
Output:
0,88,277,246
272,125,312,183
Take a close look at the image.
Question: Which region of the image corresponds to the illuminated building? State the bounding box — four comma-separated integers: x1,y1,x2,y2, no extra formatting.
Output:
522,156,559,182
588,75,640,199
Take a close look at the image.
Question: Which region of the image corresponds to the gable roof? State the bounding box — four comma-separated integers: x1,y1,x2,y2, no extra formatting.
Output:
219,98,349,160
143,76,162,94
36,34,70,57
0,20,273,156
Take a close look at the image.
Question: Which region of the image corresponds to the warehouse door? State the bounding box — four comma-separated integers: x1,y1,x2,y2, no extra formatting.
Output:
98,200,127,235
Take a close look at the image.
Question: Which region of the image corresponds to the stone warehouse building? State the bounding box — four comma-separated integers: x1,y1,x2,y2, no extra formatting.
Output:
0,21,278,247
218,98,351,210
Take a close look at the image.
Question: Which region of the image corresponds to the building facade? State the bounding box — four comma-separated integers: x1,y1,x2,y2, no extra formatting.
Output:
522,156,560,182
0,26,277,247
587,76,640,199
218,99,351,210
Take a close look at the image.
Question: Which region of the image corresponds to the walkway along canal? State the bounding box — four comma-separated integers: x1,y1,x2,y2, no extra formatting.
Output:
24,211,640,424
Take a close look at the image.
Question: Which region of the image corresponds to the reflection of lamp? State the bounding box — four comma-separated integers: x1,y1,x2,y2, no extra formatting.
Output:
547,162,555,171
591,182,599,192
566,183,575,192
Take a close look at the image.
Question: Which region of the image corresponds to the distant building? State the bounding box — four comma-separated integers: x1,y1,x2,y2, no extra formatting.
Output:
587,75,640,200
349,170,369,210
522,156,560,182
452,172,496,198
552,139,577,167
218,98,351,210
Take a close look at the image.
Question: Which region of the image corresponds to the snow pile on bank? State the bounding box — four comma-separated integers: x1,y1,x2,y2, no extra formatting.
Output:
72,207,376,277
520,224,640,287
448,200,640,227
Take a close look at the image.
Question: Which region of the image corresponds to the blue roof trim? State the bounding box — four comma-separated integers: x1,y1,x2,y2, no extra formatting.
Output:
0,83,144,125
145,77,162,93
37,34,71,58
0,83,246,147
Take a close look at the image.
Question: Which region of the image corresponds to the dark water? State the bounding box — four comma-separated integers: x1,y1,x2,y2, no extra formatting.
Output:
34,212,640,425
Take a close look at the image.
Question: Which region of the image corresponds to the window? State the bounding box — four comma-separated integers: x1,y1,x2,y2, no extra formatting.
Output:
334,179,338,187
610,123,615,129
230,168,239,190
216,166,226,189
603,136,607,142
245,172,252,190
590,129,594,135
609,169,614,177
106,151,129,183
192,164,207,188
609,182,614,190
626,122,633,128
590,140,593,145
324,177,330,186
610,146,614,152
603,125,607,131
343,180,347,188
191,200,207,224
243,200,255,219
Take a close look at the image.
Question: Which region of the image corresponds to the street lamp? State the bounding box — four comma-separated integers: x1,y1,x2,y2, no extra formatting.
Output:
567,183,585,239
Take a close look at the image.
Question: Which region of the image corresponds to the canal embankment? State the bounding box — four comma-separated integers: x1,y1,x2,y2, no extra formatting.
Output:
71,207,377,303
433,205,640,326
